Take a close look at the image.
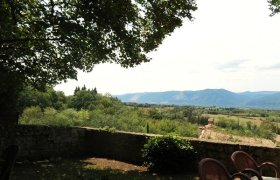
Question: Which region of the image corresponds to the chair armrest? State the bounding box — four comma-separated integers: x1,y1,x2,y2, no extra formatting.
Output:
232,172,251,180
259,162,280,178
242,168,263,180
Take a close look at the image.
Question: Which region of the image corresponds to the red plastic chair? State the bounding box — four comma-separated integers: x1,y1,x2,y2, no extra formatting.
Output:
199,158,251,180
231,151,280,179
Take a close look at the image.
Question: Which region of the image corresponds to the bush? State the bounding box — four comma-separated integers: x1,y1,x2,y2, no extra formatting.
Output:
20,106,43,124
142,136,197,173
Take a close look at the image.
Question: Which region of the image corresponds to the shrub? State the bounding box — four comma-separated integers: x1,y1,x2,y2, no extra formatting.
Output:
142,136,197,173
19,106,43,124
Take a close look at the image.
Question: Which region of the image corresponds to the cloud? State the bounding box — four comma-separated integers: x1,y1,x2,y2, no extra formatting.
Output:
218,59,249,72
260,63,280,70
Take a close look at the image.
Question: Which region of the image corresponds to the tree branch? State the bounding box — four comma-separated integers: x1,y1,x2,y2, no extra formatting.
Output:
0,38,61,44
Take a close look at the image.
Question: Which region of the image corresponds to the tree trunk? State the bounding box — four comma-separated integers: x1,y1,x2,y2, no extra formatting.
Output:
0,112,19,126
0,68,23,126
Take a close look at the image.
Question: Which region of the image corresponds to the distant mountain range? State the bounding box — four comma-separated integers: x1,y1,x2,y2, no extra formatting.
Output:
115,89,280,109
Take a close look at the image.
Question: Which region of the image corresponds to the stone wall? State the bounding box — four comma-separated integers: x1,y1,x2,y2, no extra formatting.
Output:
0,125,86,160
85,128,150,165
1,125,280,171
84,128,280,170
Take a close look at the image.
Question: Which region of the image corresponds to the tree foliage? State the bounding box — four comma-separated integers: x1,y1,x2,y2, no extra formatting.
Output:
0,0,197,87
18,86,199,137
142,136,197,173
0,0,197,118
17,86,67,112
69,86,98,110
268,0,280,15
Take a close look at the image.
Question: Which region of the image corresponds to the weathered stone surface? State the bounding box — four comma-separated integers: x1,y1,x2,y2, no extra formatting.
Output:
0,125,86,161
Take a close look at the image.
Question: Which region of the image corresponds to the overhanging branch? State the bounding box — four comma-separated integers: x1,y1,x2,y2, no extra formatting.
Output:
0,38,61,44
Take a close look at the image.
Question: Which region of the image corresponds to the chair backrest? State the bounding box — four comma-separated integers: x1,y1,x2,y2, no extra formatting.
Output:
199,158,232,180
199,158,251,180
0,145,19,180
231,151,259,172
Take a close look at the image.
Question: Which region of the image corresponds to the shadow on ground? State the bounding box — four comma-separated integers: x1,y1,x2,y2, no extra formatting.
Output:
11,157,198,180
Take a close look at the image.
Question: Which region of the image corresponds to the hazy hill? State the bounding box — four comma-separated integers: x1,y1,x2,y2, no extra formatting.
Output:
115,89,280,109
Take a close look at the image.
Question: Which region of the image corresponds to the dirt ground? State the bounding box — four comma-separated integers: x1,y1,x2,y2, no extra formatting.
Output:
12,157,198,179
84,157,148,172
199,128,276,147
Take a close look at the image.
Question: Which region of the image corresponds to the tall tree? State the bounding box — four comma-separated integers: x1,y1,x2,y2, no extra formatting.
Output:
0,0,197,123
17,86,67,112
69,86,97,110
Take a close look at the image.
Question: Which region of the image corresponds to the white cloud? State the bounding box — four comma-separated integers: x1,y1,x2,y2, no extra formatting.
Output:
218,59,249,72
259,63,280,70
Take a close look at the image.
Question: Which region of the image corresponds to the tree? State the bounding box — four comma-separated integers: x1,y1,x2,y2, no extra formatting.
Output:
0,0,197,123
17,86,67,112
69,86,97,110
74,86,81,95
268,0,280,15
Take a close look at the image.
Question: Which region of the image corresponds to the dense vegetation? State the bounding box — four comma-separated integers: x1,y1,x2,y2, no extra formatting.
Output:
19,86,200,138
143,136,197,173
207,108,280,141
19,86,280,141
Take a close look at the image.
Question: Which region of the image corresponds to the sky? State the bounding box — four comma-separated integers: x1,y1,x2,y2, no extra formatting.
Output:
55,0,280,96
